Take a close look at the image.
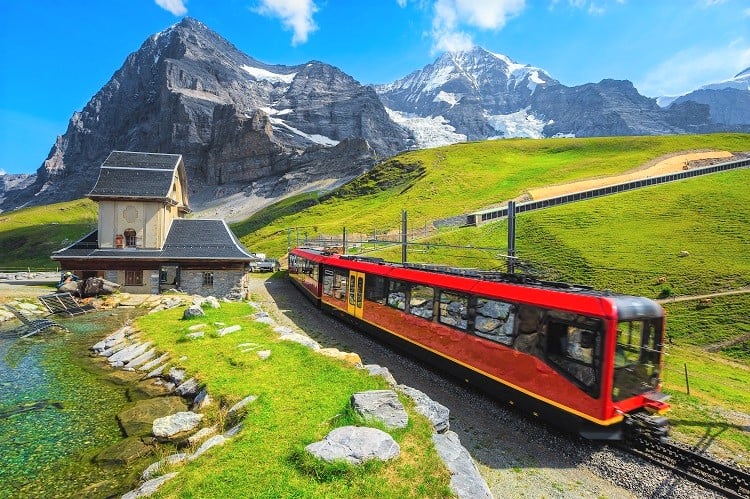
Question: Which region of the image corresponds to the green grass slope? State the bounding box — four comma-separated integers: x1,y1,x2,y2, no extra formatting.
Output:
234,133,750,259
0,199,97,269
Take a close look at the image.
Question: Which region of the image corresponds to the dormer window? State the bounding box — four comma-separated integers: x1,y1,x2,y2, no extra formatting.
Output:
124,229,137,248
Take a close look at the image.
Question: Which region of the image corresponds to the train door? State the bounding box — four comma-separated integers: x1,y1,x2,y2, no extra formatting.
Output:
347,271,365,319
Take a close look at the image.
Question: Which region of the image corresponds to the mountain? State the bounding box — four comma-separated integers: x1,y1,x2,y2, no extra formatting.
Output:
376,48,557,143
1,17,411,213
662,68,750,128
376,46,716,145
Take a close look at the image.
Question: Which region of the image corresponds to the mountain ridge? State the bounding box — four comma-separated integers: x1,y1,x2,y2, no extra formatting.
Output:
1,18,748,215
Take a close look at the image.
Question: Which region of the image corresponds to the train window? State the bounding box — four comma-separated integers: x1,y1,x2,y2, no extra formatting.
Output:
513,305,546,357
475,297,516,344
439,291,468,331
545,312,602,396
323,268,348,302
409,285,434,320
365,275,387,304
612,319,662,401
356,276,364,308
323,269,334,295
387,280,408,310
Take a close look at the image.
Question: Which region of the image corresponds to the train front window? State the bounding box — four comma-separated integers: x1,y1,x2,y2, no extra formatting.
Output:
612,319,662,401
545,312,602,397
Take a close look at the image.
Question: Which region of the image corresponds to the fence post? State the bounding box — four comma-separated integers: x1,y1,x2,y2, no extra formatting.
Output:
684,363,690,395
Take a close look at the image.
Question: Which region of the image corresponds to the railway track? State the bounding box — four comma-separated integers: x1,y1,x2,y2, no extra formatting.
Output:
622,428,750,498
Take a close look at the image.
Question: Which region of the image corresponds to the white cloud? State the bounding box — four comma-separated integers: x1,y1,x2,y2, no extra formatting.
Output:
744,7,750,17
155,0,187,16
0,169,6,176
637,39,750,97
430,0,525,52
254,0,318,46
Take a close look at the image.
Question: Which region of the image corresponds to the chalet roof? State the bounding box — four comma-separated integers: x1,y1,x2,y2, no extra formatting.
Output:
88,151,187,206
52,220,256,262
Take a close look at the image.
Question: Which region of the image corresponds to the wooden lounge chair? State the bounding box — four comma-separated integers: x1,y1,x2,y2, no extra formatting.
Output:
2,305,68,338
38,292,96,316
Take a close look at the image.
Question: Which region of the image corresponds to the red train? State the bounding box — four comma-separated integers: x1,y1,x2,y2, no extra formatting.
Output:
289,247,670,439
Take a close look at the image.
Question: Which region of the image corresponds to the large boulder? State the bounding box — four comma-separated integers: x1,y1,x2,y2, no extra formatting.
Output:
95,436,153,465
351,390,408,430
152,411,203,439
432,431,492,499
117,396,188,437
305,426,400,465
397,385,450,433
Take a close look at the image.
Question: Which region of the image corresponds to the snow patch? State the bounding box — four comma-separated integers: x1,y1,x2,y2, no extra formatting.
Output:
433,91,461,106
486,109,549,139
385,108,466,148
240,65,296,84
267,116,339,146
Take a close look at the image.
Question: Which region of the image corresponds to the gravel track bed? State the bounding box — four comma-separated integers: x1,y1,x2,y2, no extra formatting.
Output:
250,276,724,498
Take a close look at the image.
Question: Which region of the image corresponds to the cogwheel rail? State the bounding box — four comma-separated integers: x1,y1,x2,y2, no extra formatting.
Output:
621,421,750,499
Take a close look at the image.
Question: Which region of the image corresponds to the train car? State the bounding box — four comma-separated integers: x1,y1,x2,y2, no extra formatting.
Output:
288,247,670,439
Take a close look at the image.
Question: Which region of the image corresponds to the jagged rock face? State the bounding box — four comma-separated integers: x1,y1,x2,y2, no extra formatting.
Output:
673,89,750,127
530,79,708,137
377,47,557,140
3,17,410,212
376,47,727,143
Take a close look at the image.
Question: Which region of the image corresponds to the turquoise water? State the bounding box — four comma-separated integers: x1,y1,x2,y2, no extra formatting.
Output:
0,310,144,498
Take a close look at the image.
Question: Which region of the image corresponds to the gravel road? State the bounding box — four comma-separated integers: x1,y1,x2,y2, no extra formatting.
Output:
248,275,724,499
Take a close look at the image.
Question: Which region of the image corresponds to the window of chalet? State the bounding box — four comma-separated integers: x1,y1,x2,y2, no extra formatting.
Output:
125,270,143,286
124,229,137,248
202,272,214,287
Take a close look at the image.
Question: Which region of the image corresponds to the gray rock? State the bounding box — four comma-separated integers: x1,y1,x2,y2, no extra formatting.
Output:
126,348,156,369
183,305,205,319
175,377,200,397
432,431,492,499
167,367,186,384
185,331,204,340
216,324,241,337
187,426,218,446
257,349,271,360
141,453,188,480
305,426,400,465
362,364,398,386
227,395,257,415
274,326,321,350
138,353,169,372
191,388,211,410
145,363,168,379
189,434,227,460
152,411,203,438
109,342,152,367
121,472,179,499
202,296,221,309
351,390,408,430
397,385,450,433
117,397,188,437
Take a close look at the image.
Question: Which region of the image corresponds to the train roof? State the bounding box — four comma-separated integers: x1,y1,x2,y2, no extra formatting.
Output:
291,247,663,321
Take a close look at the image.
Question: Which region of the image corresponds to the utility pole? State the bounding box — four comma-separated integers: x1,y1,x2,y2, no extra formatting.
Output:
507,201,516,274
401,210,408,264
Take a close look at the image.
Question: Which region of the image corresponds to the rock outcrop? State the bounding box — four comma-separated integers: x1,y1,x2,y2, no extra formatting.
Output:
1,17,410,213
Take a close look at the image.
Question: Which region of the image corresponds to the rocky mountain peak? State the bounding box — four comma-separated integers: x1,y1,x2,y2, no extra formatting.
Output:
1,18,409,214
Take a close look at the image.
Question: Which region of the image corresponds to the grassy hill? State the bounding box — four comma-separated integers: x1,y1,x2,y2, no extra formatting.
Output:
0,199,97,270
233,133,750,260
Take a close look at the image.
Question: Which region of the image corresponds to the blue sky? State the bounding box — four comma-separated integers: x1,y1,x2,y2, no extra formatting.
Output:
1,0,748,175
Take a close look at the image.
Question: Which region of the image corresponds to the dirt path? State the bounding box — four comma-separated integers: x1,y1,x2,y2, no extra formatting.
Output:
528,150,734,200
657,287,750,304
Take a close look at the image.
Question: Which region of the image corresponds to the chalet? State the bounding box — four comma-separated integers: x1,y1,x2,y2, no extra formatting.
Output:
52,151,257,296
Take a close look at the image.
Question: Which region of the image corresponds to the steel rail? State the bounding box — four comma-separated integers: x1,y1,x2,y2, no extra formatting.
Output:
621,432,750,499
